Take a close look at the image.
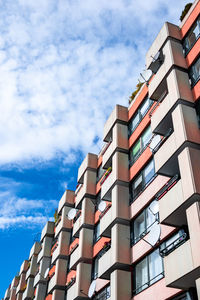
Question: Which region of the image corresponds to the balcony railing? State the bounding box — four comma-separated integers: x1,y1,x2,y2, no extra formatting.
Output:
159,231,187,257
51,241,58,255
66,276,76,290
151,128,173,154
133,271,164,295
149,90,168,117
73,210,81,224
100,168,112,186
99,139,112,156
155,174,179,200
99,204,111,219
69,243,79,255
75,184,83,196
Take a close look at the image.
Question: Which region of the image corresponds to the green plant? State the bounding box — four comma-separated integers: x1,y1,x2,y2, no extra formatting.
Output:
129,81,143,104
180,3,192,21
54,209,58,223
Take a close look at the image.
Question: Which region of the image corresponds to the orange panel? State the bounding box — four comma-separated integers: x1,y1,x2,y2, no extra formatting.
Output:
131,224,176,264
97,155,102,167
69,238,79,252
96,180,101,194
66,270,76,285
129,147,152,181
192,80,200,101
49,265,56,277
128,85,148,120
45,295,52,300
93,237,111,257
180,1,200,38
132,278,182,300
186,38,200,66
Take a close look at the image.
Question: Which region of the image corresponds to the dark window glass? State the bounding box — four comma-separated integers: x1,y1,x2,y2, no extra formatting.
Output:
130,160,155,203
128,98,153,137
183,16,200,55
196,100,200,128
189,56,200,86
93,223,101,244
97,165,106,183
131,200,158,245
134,249,164,295
129,126,152,166
93,285,111,300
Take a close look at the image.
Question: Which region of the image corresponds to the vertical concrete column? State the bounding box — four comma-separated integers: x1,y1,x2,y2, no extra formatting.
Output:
111,223,131,266
110,269,131,300
111,184,130,222
55,258,68,286
35,283,47,300
195,278,200,300
186,202,200,269
52,289,65,300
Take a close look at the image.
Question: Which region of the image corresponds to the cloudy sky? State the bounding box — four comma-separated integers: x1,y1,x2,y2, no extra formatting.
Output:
0,0,188,296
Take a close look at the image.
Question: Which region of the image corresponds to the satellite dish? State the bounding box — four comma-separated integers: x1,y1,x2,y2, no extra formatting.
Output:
88,280,96,298
149,201,159,215
98,201,106,212
149,135,161,151
152,51,160,62
44,268,50,279
139,69,152,83
147,222,161,246
67,208,78,220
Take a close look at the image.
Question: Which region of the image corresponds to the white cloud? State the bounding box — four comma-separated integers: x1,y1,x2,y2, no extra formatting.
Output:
0,0,189,166
0,177,58,229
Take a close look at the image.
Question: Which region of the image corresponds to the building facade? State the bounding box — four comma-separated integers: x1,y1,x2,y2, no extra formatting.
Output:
3,0,200,299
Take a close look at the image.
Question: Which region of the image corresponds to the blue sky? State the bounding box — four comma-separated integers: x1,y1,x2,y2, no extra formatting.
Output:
0,0,189,296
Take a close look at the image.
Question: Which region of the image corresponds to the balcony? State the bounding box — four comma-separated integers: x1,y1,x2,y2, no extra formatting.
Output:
29,242,41,260
51,231,70,264
101,152,129,200
77,153,98,184
26,256,38,280
22,277,34,300
48,259,68,293
55,206,72,237
66,262,92,300
164,239,200,289
19,260,29,275
69,228,93,270
57,189,75,214
40,221,54,242
100,185,129,237
102,123,128,169
98,224,130,279
16,273,26,294
146,22,181,69
75,169,96,207
150,69,193,135
37,236,53,263
103,105,128,143
34,257,51,287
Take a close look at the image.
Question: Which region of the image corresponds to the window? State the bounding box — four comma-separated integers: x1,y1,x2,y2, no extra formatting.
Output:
171,291,197,300
196,100,200,128
183,16,200,55
93,223,101,244
160,229,187,257
92,256,100,280
129,126,152,166
130,160,155,203
131,200,158,245
97,165,106,183
93,285,111,300
134,249,164,295
189,56,200,86
128,98,153,137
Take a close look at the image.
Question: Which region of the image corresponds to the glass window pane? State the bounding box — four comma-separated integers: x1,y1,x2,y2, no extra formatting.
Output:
149,249,163,284
134,212,145,243
142,126,152,147
130,113,140,133
144,160,155,184
130,140,141,163
146,204,156,229
140,98,152,117
135,257,148,292
132,174,143,199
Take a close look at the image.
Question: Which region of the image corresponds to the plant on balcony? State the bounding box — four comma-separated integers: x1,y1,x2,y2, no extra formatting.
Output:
54,209,58,224
179,3,192,21
21,284,27,292
105,167,112,177
129,81,143,104
103,241,111,250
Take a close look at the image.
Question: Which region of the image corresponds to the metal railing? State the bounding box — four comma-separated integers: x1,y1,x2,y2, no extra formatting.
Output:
159,232,187,257
149,90,168,117
155,174,179,200
133,271,164,295
151,128,173,154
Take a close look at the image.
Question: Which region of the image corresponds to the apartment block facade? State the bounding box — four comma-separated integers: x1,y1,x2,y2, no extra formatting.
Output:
3,0,200,299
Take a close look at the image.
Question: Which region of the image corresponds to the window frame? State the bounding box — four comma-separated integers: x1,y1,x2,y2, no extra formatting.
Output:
128,97,153,138
189,55,200,87
183,16,200,56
